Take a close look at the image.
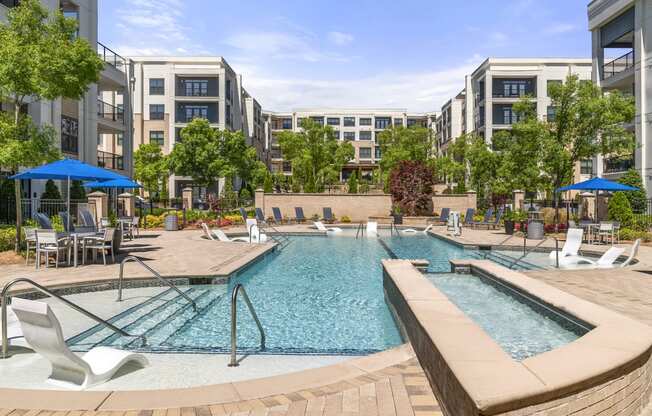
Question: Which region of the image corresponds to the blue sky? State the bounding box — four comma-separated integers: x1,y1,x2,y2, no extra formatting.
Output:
99,0,592,112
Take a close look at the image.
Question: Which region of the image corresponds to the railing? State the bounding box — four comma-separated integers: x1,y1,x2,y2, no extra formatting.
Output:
355,222,366,239
97,42,126,72
229,284,266,367
507,236,558,269
492,90,535,98
2,277,146,358
117,256,197,311
97,151,124,171
0,199,90,225
257,222,291,248
97,100,124,123
390,222,401,237
604,157,634,174
603,50,635,80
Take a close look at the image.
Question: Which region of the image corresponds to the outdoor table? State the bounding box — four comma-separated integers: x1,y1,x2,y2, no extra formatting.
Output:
577,223,599,244
67,231,101,267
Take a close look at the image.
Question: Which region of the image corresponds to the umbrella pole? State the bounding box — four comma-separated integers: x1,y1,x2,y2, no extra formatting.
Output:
67,176,71,217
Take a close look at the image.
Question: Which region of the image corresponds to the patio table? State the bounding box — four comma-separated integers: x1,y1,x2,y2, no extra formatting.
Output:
67,231,101,267
577,223,600,244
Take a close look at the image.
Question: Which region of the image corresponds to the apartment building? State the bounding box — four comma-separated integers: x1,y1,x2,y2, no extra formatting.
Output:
129,57,263,198
264,108,437,181
589,0,650,190
0,0,134,197
435,91,465,155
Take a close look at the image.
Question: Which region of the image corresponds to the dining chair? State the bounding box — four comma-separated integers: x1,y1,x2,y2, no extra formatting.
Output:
82,228,116,265
35,229,70,269
597,222,615,245
23,227,37,265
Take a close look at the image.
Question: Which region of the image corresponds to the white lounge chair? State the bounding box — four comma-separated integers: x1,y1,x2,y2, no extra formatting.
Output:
366,221,378,237
10,297,148,390
202,223,249,243
549,228,584,266
402,224,434,234
313,221,342,233
621,239,641,267
246,219,268,243
567,246,625,269
1,306,23,345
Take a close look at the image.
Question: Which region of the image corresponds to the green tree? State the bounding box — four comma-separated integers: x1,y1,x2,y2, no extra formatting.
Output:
41,179,61,199
618,169,647,213
347,171,358,194
608,192,634,227
277,119,354,193
133,143,169,201
69,180,86,200
378,125,435,187
0,0,103,250
263,174,274,193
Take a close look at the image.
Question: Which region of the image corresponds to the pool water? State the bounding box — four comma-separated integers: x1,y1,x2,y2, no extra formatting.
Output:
426,272,590,360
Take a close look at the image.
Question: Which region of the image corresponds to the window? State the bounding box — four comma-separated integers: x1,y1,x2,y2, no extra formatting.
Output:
149,131,164,146
297,117,305,127
149,78,164,95
343,131,356,141
375,117,391,129
282,118,292,129
374,146,382,159
61,115,78,154
310,116,324,126
394,118,403,126
282,161,292,173
359,147,372,159
184,105,208,121
117,133,123,146
547,80,563,96
183,79,208,97
359,118,372,126
149,104,164,120
332,130,340,139
226,79,232,100
343,117,356,127
547,106,557,121
359,131,372,140
580,159,593,175
226,104,232,127
327,117,340,126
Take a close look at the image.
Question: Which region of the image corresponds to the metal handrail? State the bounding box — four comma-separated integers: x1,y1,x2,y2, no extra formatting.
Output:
259,222,291,247
391,222,401,237
355,222,365,239
229,284,266,367
117,256,197,312
2,277,146,358
507,237,549,270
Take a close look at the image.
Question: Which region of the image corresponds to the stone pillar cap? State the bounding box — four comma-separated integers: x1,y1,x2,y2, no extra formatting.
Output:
87,191,107,196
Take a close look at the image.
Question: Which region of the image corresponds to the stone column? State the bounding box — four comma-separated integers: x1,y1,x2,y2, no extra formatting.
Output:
87,191,108,224
255,188,264,213
466,190,477,210
118,192,135,217
182,187,193,210
581,193,596,221
513,190,525,211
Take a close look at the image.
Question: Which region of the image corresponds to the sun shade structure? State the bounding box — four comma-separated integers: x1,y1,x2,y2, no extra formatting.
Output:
84,178,141,188
557,177,639,192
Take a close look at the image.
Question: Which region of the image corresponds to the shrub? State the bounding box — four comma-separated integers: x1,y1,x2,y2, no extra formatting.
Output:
0,227,16,252
239,188,252,201
608,192,634,227
541,208,567,225
340,215,351,223
347,172,358,194
544,223,567,234
263,175,274,193
223,214,243,225
69,180,86,200
41,179,61,200
389,160,434,216
619,228,652,242
618,169,647,213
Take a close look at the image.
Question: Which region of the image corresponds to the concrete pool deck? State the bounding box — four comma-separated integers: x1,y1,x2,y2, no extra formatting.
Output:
2,224,652,414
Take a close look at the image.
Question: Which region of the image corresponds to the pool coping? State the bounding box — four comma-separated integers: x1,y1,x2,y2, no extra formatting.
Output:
0,343,416,410
383,258,652,415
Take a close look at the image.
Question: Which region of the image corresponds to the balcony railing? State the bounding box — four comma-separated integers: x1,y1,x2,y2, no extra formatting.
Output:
98,42,126,72
604,157,634,174
603,50,635,80
270,149,282,159
98,151,124,171
97,100,124,123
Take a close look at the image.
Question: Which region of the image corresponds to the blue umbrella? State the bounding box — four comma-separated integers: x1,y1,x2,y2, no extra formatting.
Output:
10,158,128,216
84,178,142,188
556,177,639,192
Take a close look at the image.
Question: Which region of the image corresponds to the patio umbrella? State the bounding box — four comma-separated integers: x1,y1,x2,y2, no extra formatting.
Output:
83,178,141,189
556,177,639,221
10,158,128,216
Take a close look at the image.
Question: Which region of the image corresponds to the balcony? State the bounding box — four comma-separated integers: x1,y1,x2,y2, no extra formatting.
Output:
97,151,124,171
97,100,124,123
602,50,634,80
270,149,283,160
604,157,634,174
98,42,126,73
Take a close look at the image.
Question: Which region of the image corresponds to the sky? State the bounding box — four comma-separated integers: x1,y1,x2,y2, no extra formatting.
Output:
99,0,593,113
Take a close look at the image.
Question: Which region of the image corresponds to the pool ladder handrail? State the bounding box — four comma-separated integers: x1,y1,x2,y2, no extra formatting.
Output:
1,277,147,359
117,256,197,312
259,222,291,248
229,283,266,367
507,237,559,269
355,221,366,239
390,222,401,237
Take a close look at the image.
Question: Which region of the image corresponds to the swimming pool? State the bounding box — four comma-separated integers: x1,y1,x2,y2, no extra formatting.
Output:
68,231,580,357
426,272,590,360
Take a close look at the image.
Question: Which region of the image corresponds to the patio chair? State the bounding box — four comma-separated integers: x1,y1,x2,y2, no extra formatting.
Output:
36,229,71,269
23,227,37,265
1,306,23,346
255,208,266,223
295,207,306,223
621,239,641,268
323,207,335,223
79,209,97,229
59,211,74,232
548,228,584,266
437,208,450,224
463,208,475,226
239,207,249,223
202,223,249,243
567,246,625,269
11,297,148,390
82,227,116,265
366,221,378,237
313,221,342,233
597,222,615,245
131,216,140,237
98,217,110,231
272,207,284,224
470,207,494,228
34,213,53,229
245,219,268,243
476,207,504,230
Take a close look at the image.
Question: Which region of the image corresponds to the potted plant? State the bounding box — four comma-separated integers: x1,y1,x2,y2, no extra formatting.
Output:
504,210,516,235
108,212,122,254
391,205,403,225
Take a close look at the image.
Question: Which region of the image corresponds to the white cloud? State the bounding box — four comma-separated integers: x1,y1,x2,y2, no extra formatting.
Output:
328,31,354,46
544,23,578,35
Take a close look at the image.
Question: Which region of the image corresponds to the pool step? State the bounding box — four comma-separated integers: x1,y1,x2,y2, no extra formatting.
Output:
466,250,544,271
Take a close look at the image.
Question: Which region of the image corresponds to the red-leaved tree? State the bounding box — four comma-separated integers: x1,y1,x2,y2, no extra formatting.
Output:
389,160,435,216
